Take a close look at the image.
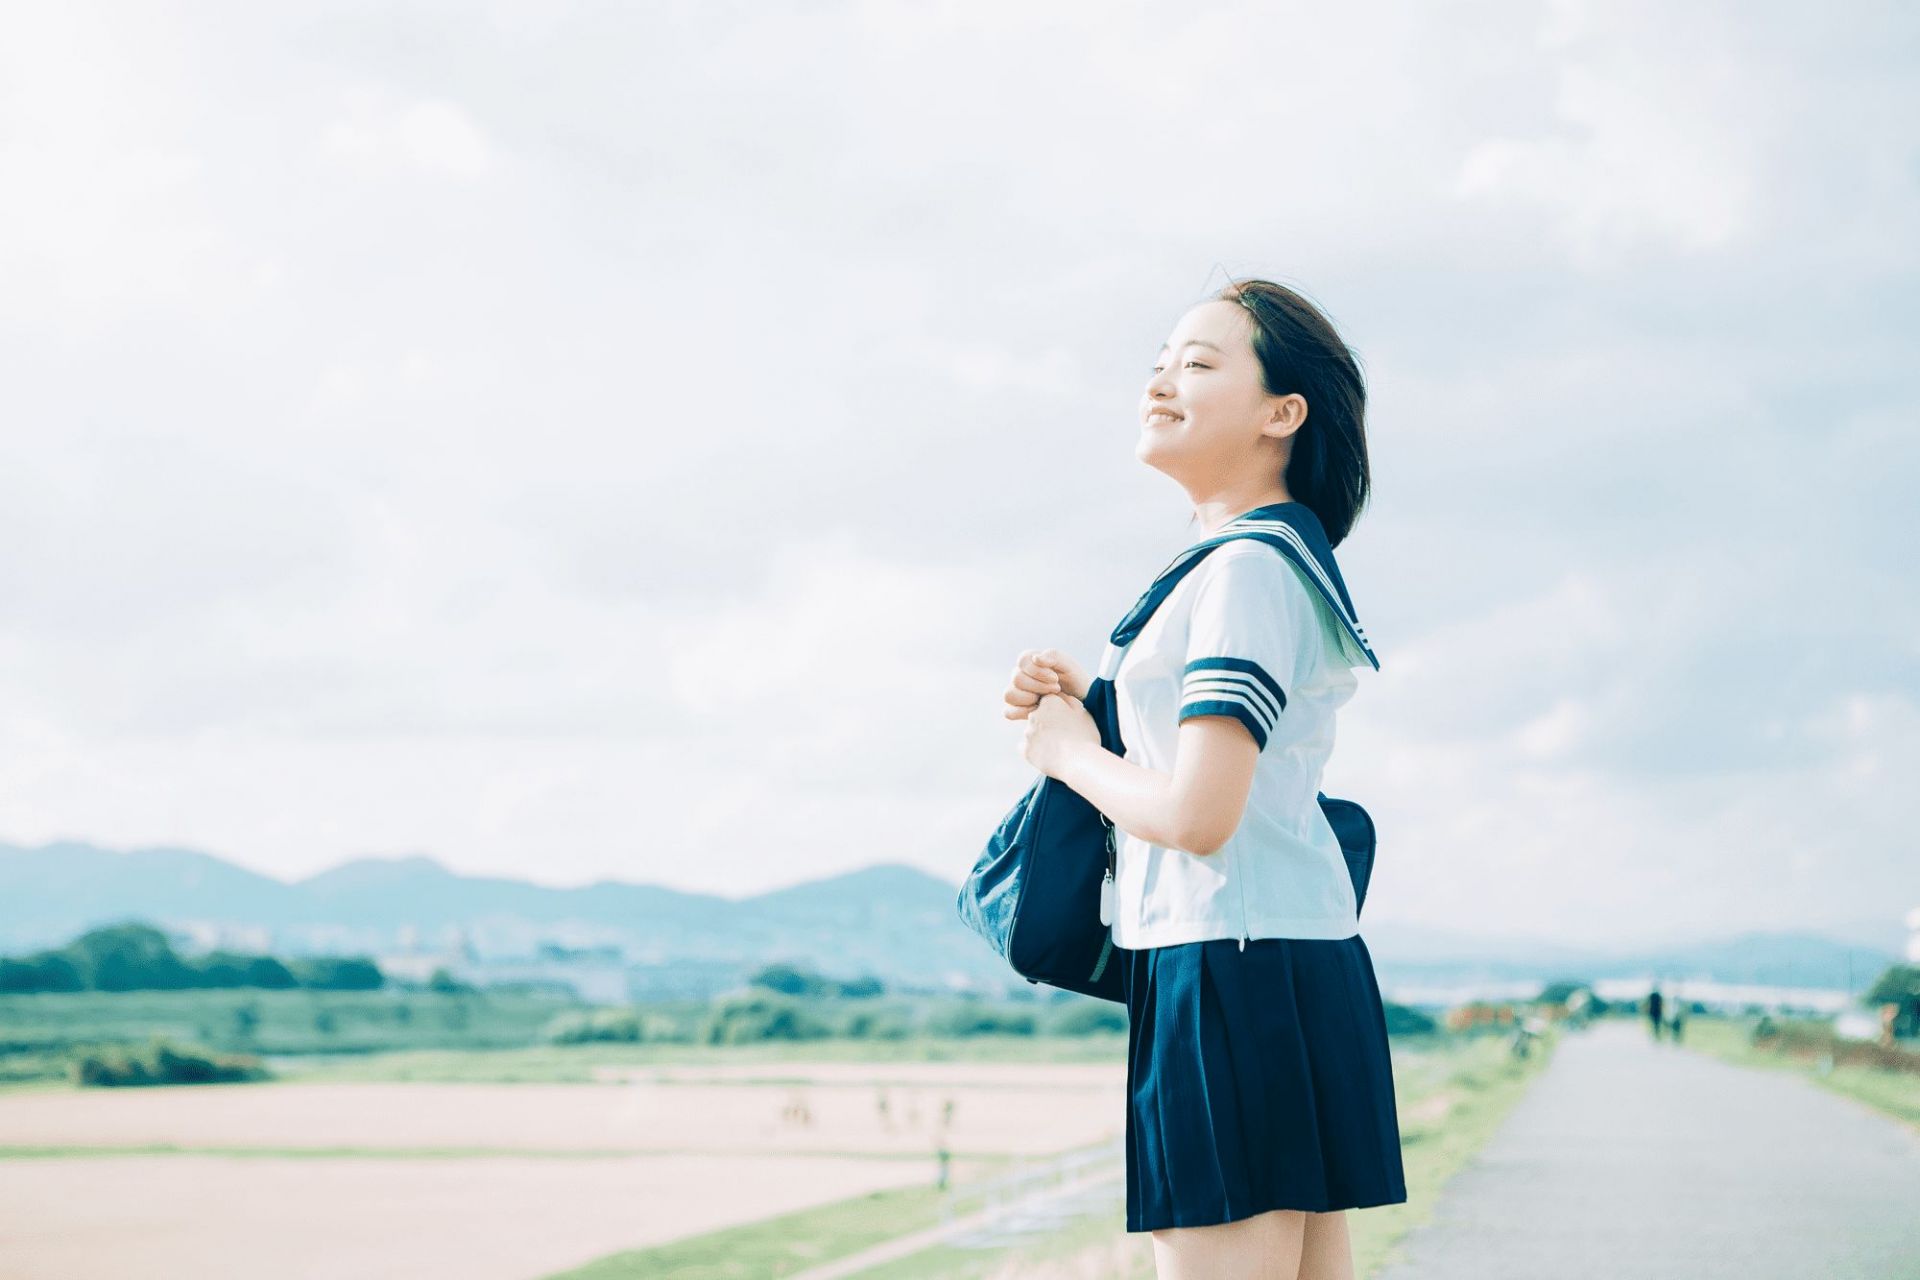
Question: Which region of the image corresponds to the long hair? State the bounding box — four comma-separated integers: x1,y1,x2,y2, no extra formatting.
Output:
1211,277,1371,547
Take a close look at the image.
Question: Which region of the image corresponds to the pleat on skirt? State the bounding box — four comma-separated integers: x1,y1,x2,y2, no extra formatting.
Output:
1121,933,1409,1231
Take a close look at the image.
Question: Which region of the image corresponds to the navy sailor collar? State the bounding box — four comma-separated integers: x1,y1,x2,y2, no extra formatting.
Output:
1107,501,1380,671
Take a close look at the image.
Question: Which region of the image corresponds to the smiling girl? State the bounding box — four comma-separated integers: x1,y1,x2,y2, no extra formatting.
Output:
1004,279,1406,1280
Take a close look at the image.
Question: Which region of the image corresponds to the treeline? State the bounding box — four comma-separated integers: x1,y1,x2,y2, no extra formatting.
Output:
543,991,1134,1046
0,921,384,994
747,962,886,999
542,960,1438,1046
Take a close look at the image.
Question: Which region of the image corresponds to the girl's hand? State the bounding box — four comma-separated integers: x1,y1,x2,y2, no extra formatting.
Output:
1003,649,1092,720
1019,692,1100,780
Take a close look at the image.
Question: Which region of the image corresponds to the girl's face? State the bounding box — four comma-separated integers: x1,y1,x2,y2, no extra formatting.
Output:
1136,298,1302,489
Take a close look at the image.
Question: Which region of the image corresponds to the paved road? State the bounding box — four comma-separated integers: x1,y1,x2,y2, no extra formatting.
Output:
1373,1019,1920,1280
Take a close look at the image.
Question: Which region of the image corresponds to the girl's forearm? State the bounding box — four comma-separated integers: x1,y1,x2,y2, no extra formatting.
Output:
1053,740,1197,853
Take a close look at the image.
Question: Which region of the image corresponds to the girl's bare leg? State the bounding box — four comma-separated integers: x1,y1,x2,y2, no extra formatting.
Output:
1298,1209,1356,1280
1150,1208,1305,1279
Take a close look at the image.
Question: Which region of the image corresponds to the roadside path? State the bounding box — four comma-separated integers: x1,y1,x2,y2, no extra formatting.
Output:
784,1156,1122,1280
1372,1019,1920,1279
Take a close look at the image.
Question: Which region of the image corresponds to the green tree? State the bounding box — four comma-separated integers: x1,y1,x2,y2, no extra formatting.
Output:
66,922,196,991
427,968,474,994
0,953,84,992
748,963,828,997
290,956,385,990
1864,964,1919,1005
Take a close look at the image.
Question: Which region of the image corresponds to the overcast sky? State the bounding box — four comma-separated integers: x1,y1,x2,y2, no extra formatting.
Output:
2,1,1915,949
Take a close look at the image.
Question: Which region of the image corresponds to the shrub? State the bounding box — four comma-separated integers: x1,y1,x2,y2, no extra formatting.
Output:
841,1008,913,1039
702,993,833,1045
1383,1003,1439,1036
926,1001,1036,1038
1752,1016,1920,1075
1047,1002,1128,1036
68,1038,272,1088
543,1008,647,1045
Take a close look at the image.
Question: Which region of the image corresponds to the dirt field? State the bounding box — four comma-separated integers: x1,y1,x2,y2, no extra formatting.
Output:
0,1152,961,1280
0,1060,1127,1279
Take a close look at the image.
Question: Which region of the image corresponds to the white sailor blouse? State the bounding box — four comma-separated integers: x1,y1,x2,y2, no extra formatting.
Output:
1102,509,1376,949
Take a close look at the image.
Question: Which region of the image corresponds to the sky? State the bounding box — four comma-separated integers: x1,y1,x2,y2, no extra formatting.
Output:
1,0,1915,950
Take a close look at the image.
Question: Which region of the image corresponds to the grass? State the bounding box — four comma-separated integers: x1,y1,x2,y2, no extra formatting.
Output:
0,987,575,1085
276,1033,1132,1085
540,1152,1032,1280
1675,1014,1920,1134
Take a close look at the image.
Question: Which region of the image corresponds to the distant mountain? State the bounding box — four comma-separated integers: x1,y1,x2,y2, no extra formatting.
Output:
1360,922,1903,996
0,840,992,991
0,839,1903,999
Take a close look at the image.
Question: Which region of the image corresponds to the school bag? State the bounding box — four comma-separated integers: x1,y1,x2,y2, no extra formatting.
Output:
955,504,1381,1004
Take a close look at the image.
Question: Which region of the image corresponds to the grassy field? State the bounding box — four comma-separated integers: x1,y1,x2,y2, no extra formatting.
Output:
0,989,1136,1090
0,987,578,1074
538,1026,1559,1280
1676,1014,1920,1134
277,1030,1136,1084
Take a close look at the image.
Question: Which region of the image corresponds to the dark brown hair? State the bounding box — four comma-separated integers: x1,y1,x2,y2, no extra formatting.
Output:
1212,277,1371,547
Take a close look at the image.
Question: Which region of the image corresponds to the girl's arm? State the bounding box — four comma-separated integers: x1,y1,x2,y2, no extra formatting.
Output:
1052,715,1259,856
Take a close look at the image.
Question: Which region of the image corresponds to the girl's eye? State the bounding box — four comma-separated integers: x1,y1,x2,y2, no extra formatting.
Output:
1149,362,1208,373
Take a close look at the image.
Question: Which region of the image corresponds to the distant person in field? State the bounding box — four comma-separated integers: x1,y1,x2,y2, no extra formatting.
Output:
1647,985,1665,1040
1668,990,1686,1043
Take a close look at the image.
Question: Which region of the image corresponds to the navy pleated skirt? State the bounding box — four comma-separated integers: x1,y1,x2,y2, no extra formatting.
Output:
1121,933,1409,1232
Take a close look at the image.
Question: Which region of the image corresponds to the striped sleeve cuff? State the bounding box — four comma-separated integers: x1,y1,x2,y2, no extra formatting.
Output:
1179,657,1287,750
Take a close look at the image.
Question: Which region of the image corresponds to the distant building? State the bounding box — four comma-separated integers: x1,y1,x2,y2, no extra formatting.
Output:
475,956,627,1003
172,921,275,955
1591,976,1853,1016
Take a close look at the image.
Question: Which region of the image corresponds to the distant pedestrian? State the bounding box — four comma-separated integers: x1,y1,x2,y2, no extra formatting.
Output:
1647,985,1665,1040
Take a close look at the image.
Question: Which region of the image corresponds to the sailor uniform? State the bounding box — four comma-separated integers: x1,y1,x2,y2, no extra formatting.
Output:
1107,501,1408,1230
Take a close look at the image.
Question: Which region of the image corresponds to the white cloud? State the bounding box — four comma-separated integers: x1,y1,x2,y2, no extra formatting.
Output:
1454,58,1759,266
323,91,494,178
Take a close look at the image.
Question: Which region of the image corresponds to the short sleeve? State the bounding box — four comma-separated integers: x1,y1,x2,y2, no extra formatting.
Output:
1177,547,1311,751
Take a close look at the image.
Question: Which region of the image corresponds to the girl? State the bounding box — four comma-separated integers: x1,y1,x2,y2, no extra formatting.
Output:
1004,279,1406,1279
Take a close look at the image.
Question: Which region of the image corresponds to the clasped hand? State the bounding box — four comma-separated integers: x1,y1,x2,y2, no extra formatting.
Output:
1004,648,1099,779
